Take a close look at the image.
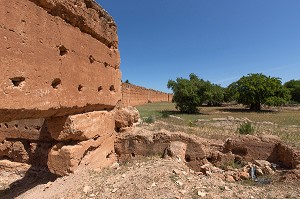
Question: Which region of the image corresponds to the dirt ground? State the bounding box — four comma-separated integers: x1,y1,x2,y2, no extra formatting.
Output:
1,156,299,199
1,106,300,199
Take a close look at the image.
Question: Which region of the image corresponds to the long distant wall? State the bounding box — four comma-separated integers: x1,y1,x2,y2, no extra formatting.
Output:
122,83,173,106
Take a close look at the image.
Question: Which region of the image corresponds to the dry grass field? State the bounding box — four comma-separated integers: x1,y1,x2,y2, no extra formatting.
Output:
137,102,300,148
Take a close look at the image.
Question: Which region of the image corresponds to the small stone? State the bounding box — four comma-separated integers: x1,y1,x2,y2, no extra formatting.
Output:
229,116,235,120
83,185,91,194
151,182,156,187
255,167,264,176
239,171,250,180
254,160,271,168
175,180,184,186
43,182,52,191
206,171,212,176
224,186,231,191
111,188,118,193
225,175,235,182
110,162,120,169
187,177,193,181
89,193,95,197
172,169,180,175
263,166,275,175
197,191,207,197
179,190,186,195
121,174,126,178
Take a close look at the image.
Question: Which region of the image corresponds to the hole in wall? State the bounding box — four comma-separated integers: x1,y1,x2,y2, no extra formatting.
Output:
185,154,191,162
131,153,136,158
10,77,25,87
24,126,28,130
104,62,109,67
4,123,8,128
89,55,95,64
58,45,68,56
207,157,213,163
84,0,93,9
78,84,84,92
14,124,18,128
51,78,61,89
109,85,115,92
232,148,248,156
97,86,103,92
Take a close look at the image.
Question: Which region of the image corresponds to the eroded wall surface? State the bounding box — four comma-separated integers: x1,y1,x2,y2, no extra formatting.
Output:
122,83,173,107
0,0,120,176
0,0,121,122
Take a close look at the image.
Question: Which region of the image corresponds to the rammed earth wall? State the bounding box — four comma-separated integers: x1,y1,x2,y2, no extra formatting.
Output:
0,0,121,176
122,83,173,107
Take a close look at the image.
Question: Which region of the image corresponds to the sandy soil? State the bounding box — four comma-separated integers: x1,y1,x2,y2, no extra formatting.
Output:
1,156,299,199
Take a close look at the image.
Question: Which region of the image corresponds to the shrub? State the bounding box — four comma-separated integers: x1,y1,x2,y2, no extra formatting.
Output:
237,122,255,135
144,116,155,124
161,111,170,118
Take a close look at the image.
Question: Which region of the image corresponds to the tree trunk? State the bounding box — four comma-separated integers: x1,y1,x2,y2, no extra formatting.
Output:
250,103,261,111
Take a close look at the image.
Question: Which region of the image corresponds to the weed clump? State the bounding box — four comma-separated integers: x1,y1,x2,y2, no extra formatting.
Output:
161,111,170,118
144,116,155,124
237,122,255,135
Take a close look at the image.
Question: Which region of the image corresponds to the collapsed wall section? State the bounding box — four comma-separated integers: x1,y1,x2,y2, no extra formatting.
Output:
122,83,173,107
0,0,121,122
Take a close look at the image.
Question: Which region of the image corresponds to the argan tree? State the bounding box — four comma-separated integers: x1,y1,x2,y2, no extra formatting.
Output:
231,73,290,110
167,73,224,113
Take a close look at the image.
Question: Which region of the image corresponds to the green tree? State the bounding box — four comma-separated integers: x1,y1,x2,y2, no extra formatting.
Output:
167,74,202,113
167,73,224,113
124,79,130,84
284,79,300,103
232,73,290,110
204,83,224,106
224,82,239,103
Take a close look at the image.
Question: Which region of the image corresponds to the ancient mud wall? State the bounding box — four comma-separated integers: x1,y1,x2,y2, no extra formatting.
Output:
0,0,121,122
122,83,173,107
0,0,121,176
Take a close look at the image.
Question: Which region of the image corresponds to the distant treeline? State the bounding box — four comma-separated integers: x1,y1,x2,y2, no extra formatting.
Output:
167,73,300,113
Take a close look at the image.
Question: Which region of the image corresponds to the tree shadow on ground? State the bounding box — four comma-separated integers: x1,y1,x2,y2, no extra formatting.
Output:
159,110,207,116
0,166,58,199
217,108,277,113
159,110,205,115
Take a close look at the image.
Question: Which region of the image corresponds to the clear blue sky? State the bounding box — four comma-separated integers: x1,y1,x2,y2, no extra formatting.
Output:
97,0,300,93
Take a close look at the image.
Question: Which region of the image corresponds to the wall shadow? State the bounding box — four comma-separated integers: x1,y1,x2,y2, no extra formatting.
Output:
0,119,59,198
0,166,58,199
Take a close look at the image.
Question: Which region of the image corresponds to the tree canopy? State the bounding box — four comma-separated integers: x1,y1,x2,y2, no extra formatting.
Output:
230,73,290,110
284,79,300,103
124,79,130,84
167,73,224,113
